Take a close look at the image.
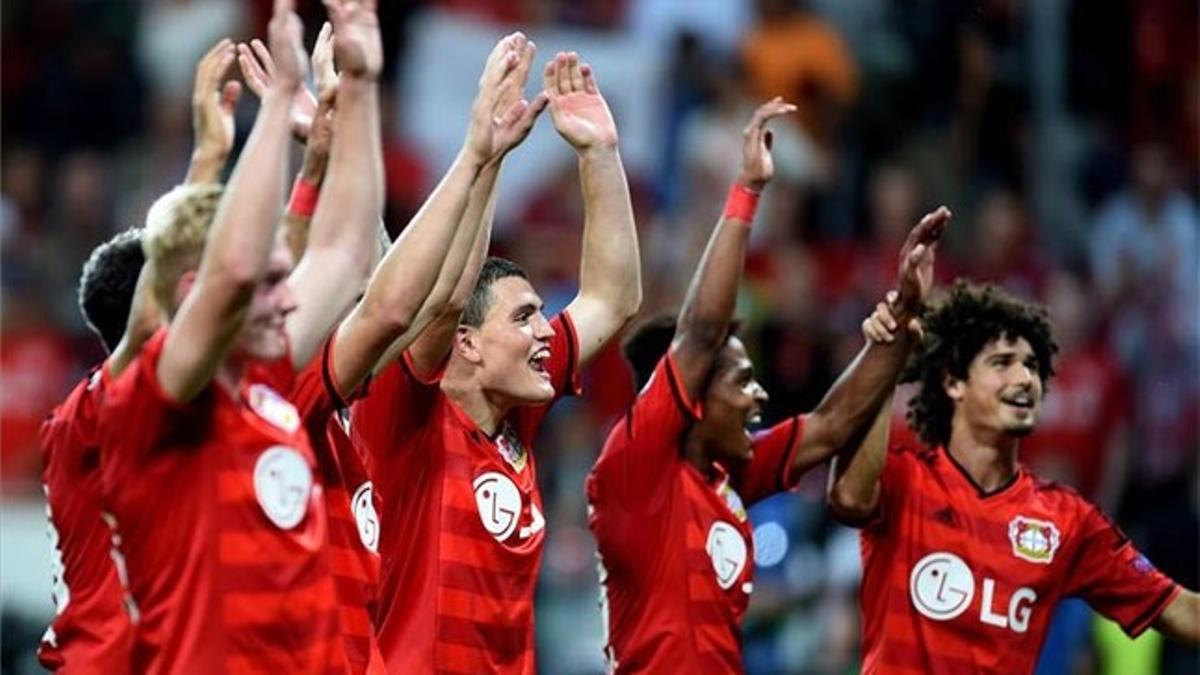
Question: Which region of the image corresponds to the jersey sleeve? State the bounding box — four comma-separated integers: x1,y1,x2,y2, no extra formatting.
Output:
588,352,701,512
1065,503,1181,637
735,415,806,506
291,332,370,427
512,312,583,445
349,348,440,464
96,329,198,487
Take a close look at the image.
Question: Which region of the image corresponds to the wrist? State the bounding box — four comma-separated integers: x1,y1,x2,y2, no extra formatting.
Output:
299,152,328,184
736,172,768,193
577,143,619,161
723,182,760,224
186,149,225,184
287,174,320,218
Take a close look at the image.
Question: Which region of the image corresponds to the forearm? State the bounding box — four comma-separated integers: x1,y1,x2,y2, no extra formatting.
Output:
108,264,159,378
678,206,752,348
576,146,641,316
305,78,380,268
828,391,892,521
200,91,293,286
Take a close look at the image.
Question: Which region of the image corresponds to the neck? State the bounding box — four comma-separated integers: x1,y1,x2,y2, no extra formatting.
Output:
441,363,510,437
213,356,247,399
946,416,1020,492
682,426,717,477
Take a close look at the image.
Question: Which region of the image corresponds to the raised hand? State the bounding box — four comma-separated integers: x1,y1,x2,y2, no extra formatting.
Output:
311,21,339,97
267,0,308,91
896,206,951,313
462,33,548,165
237,39,317,141
543,52,617,152
863,290,924,344
323,0,382,81
737,97,797,191
190,39,241,173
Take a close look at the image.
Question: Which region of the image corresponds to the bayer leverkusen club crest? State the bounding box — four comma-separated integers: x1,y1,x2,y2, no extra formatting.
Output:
1008,516,1061,564
495,424,527,473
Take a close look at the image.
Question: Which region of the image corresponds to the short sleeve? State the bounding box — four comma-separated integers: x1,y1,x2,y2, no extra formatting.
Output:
1065,504,1180,637
512,312,583,445
96,329,197,486
349,349,440,466
587,352,700,512
291,332,370,426
736,415,806,506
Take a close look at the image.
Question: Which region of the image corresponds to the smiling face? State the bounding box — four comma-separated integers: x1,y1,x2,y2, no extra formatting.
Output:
698,336,770,464
459,275,556,405
946,335,1043,440
232,235,297,361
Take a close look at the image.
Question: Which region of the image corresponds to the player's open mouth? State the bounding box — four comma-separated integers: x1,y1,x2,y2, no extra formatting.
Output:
1001,392,1034,409
529,348,551,378
745,409,763,428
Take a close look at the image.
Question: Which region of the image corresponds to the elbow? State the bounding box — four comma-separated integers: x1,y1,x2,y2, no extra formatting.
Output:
827,482,877,526
361,292,418,338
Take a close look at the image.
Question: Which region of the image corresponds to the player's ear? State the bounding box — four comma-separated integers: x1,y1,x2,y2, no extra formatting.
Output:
943,371,965,402
454,325,483,365
175,269,198,311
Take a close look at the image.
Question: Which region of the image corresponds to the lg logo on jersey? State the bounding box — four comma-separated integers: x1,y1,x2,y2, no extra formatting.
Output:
472,472,545,543
910,552,1037,633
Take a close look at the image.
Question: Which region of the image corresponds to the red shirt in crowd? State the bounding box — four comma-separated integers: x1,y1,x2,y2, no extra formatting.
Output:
97,329,346,674
289,336,385,674
586,353,806,674
351,313,580,674
856,442,1179,675
38,367,133,673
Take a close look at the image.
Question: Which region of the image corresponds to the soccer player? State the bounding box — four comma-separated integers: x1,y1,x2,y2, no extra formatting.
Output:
94,0,380,670
829,280,1200,673
350,51,642,673
36,35,244,672
584,99,949,673
242,25,548,673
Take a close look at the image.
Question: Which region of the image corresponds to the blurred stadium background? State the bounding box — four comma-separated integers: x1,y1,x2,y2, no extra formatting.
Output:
1,0,1196,673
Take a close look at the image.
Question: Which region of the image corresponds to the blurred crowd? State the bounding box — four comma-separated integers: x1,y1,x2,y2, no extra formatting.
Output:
2,0,1196,673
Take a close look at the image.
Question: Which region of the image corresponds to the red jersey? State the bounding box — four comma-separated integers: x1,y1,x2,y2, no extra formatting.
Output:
857,443,1180,675
290,336,385,675
586,353,806,673
96,329,346,674
38,367,134,673
350,312,581,674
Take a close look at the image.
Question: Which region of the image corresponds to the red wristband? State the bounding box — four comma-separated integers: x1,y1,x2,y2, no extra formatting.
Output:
287,176,320,218
723,183,760,223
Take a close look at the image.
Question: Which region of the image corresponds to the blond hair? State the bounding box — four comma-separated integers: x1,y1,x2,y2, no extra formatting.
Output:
142,183,224,315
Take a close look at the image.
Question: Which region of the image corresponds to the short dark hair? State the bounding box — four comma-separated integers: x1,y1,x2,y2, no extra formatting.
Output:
461,257,529,328
901,279,1058,447
79,228,145,352
622,313,742,391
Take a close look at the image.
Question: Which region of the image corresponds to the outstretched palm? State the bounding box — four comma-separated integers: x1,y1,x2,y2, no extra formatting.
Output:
544,53,617,151
325,0,382,79
897,207,951,311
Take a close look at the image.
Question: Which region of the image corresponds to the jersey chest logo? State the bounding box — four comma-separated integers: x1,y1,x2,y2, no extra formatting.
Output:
706,521,749,592
495,424,527,473
910,551,1038,634
1008,516,1061,564
351,481,379,553
472,472,545,543
253,445,313,530
247,384,300,434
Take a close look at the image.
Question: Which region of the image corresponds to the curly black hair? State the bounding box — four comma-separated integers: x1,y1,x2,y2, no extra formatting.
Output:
78,228,145,353
900,279,1058,447
622,313,742,391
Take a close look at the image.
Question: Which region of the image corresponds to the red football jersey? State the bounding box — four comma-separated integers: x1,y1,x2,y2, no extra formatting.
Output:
857,443,1180,675
38,367,134,673
350,312,581,674
97,329,346,674
586,353,806,673
290,337,385,675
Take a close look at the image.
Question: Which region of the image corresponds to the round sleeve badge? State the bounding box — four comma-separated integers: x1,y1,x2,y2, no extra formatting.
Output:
253,445,313,530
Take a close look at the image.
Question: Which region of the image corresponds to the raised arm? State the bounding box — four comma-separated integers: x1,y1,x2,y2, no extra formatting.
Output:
820,208,950,521
672,99,795,398
239,23,339,260
156,0,308,402
1154,590,1200,645
545,53,642,366
330,33,546,395
403,36,542,377
283,0,385,370
185,39,241,185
